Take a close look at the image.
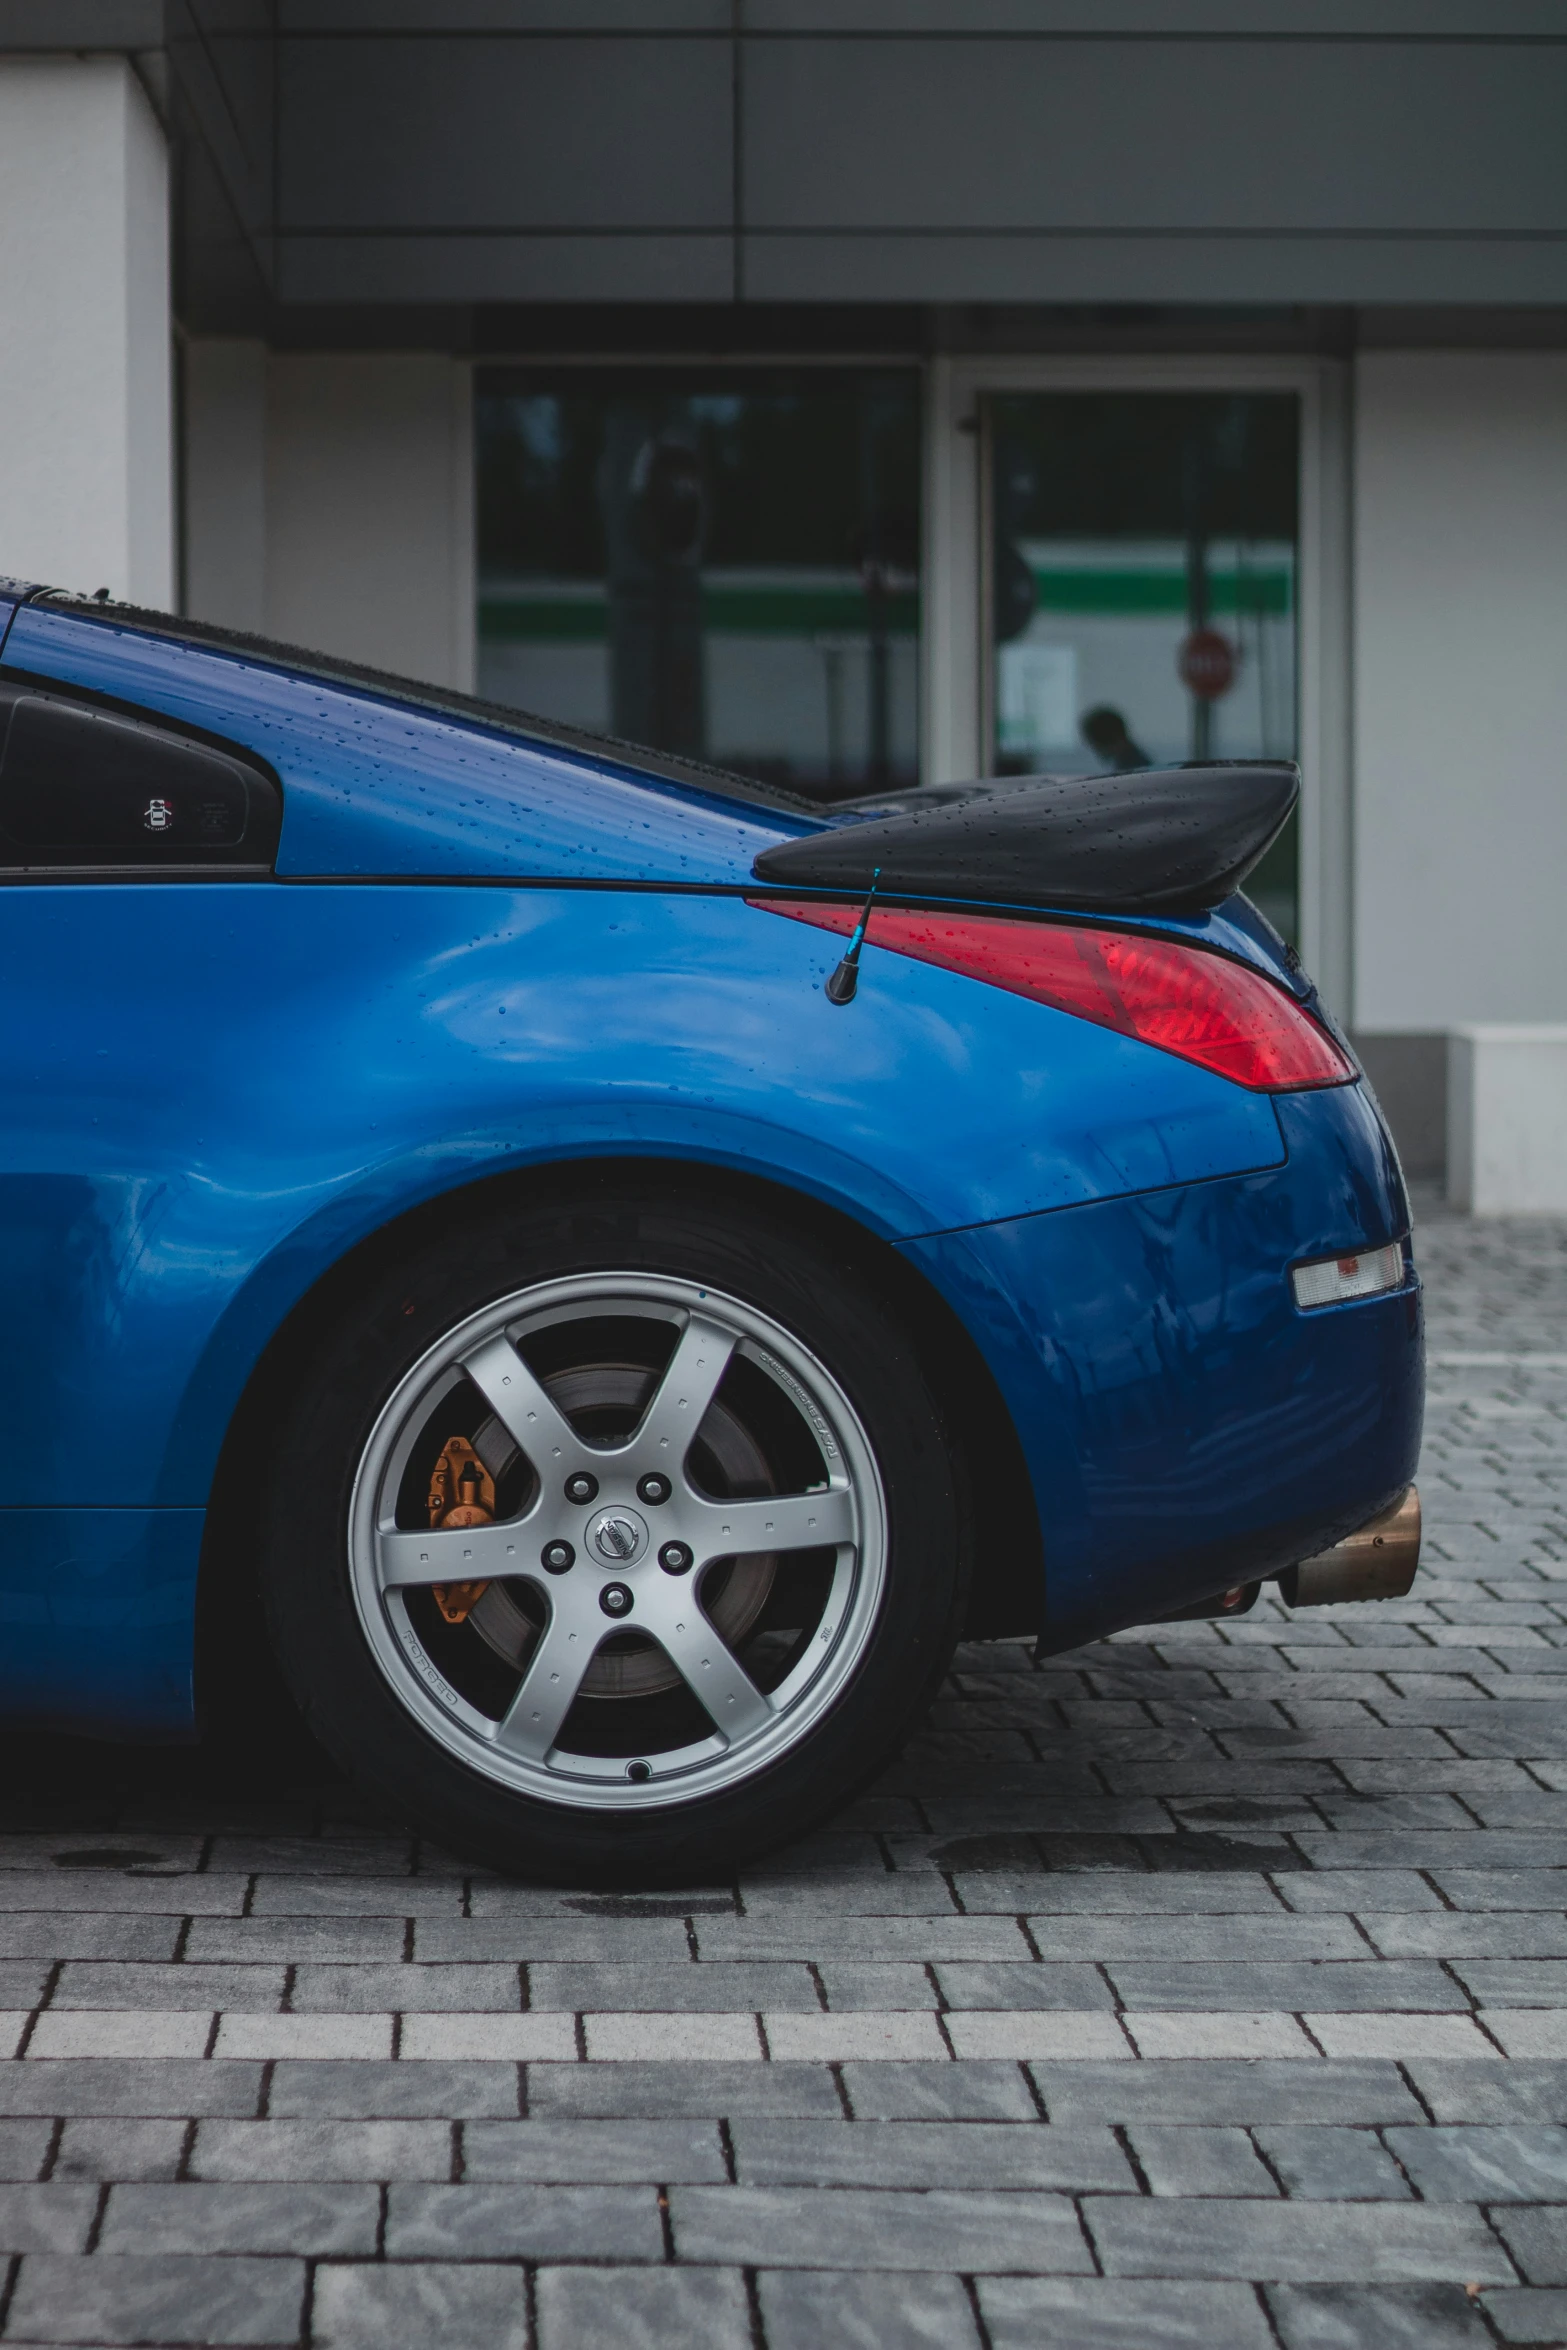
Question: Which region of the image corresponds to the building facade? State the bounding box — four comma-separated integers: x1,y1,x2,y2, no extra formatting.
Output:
2,4,1565,1192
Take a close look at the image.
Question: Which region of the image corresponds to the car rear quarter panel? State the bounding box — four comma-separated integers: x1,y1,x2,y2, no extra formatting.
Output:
901,1080,1422,1647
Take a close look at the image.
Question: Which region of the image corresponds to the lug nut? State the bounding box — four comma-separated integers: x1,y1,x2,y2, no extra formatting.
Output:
658,1541,693,1576
637,1472,672,1506
564,1472,599,1505
599,1582,634,1618
541,1540,574,1575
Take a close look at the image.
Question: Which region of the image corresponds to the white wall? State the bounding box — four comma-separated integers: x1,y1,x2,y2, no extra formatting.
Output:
184,348,475,692
0,57,172,605
1353,352,1567,1031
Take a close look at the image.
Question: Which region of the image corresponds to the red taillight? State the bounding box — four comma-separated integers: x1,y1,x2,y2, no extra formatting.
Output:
752,900,1355,1093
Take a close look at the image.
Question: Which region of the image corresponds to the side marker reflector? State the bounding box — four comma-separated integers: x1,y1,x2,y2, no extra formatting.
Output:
1291,1241,1404,1311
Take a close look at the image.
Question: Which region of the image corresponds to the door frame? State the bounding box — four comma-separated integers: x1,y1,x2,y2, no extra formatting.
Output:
921,352,1352,1011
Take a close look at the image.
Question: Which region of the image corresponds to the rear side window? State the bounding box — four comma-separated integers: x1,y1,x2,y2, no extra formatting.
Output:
0,689,280,874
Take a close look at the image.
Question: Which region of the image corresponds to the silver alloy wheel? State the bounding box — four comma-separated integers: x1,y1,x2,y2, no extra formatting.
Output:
347,1273,888,1809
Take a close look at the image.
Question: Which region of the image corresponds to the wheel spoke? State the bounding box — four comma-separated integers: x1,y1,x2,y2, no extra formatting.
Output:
636,1314,738,1464
640,1584,774,1743
493,1587,603,1762
377,1521,527,1590
462,1333,592,1475
686,1484,856,1562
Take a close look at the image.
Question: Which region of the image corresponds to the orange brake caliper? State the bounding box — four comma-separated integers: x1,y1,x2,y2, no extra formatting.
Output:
427,1436,496,1624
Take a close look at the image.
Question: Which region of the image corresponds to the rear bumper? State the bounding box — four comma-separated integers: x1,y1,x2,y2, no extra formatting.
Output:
900,1079,1423,1648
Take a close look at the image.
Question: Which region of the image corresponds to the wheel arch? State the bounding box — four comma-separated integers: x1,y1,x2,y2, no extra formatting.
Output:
195,1155,1044,1728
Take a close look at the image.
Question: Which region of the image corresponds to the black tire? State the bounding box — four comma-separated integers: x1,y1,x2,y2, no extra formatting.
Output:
258,1175,968,1884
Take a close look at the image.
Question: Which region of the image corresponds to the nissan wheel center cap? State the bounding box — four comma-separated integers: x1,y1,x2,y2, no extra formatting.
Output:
587,1506,649,1568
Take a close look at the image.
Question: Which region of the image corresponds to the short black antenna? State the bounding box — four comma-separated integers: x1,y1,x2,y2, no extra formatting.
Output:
824,868,882,1006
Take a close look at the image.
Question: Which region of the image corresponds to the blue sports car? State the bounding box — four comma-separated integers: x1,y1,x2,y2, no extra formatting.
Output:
0,586,1422,1881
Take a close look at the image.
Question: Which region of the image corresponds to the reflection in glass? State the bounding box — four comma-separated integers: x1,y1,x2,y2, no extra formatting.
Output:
988,393,1300,939
476,371,920,802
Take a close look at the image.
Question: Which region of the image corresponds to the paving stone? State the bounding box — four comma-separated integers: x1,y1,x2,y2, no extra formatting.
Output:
1128,2124,1280,2196
1305,2014,1501,2061
266,2059,523,2118
462,2118,727,2182
185,1917,406,1962
1360,1914,1567,1958
961,1873,1282,1913
536,2266,753,2350
1110,1962,1466,2011
398,2012,578,2060
739,1878,962,1916
761,2269,983,2350
671,2184,1094,2271
813,1963,940,2009
944,2012,1129,2061
731,2118,1132,2191
313,2261,527,2350
1385,2122,1567,2201
1278,1870,1447,1908
1253,2125,1413,2200
934,1962,1116,2010
97,2179,379,2252
213,2013,393,2059
763,2010,951,2061
1455,1961,1567,2006
526,2060,841,2118
0,1915,180,1961
52,2118,189,2182
694,1917,1031,1961
586,2011,764,2061
1123,2011,1318,2059
0,1965,52,2007
386,2181,663,2260
191,2119,455,2181
205,1836,415,1876
415,1918,693,1961
1410,2062,1567,2124
1025,1915,1365,1960
0,2059,263,2116
1264,2281,1494,2347
0,2117,53,2179
250,1875,464,1916
830,2061,1034,2124
0,2184,98,2251
28,2011,212,2060
6,2253,306,2344
1029,2057,1424,2124
0,1871,243,1914
1484,2011,1567,2058
979,2276,1276,2350
289,1962,520,2011
1484,2286,1567,2344
51,1963,286,2011
531,1961,817,2011
1085,2197,1517,2282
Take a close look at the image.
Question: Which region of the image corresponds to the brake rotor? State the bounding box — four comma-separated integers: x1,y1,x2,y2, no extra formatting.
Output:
463,1359,778,1701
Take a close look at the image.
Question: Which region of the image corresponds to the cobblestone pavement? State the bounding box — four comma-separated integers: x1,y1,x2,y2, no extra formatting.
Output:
2,1205,1566,2349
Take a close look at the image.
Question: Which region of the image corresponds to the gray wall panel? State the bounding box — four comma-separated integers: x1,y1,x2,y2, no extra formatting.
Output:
743,4,1566,30
276,232,734,303
743,39,1567,234
0,2,164,41
279,36,732,230
279,4,728,26
742,229,1567,304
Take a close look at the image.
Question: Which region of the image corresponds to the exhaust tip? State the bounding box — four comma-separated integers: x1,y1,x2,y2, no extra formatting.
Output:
1279,1486,1421,1609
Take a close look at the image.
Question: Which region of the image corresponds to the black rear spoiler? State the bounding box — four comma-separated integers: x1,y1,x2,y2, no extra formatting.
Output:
751,762,1298,916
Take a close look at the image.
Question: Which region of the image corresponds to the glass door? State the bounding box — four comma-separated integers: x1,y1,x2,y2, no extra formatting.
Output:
985,391,1300,941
